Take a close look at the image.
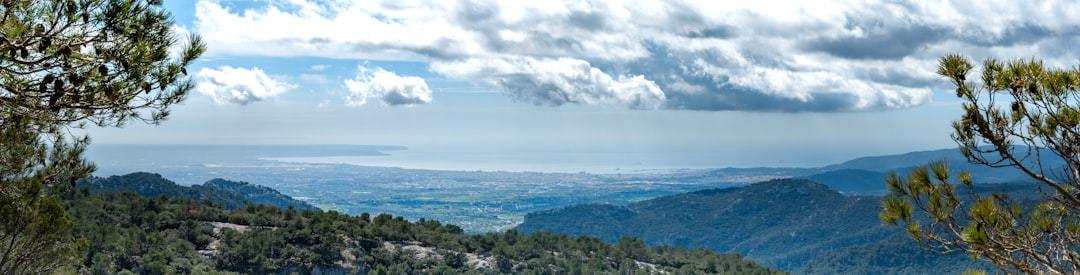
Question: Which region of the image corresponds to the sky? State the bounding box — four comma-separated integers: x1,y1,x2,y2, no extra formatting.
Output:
86,0,1080,167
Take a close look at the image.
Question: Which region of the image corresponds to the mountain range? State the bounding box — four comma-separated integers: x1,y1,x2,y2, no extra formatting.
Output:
77,147,1057,273
64,172,778,274
752,146,1060,195
513,147,1060,273
516,179,996,273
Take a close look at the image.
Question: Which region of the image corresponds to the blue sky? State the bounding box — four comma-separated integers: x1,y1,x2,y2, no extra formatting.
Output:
86,0,1080,167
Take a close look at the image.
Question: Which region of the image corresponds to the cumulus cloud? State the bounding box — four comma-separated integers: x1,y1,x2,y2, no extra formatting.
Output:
193,0,1080,111
431,57,665,109
344,67,432,106
195,66,291,105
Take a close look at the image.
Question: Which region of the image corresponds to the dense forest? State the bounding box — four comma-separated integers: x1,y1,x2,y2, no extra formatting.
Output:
798,234,986,274
56,175,781,274
517,179,990,273
81,172,316,210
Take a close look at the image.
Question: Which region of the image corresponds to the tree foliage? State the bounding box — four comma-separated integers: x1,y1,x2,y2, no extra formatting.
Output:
882,55,1080,274
0,0,204,273
1,0,204,127
63,189,783,274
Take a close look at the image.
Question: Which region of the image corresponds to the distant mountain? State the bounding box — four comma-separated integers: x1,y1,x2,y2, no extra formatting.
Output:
820,148,969,172
81,172,316,210
800,169,888,194
701,147,1063,195
517,179,987,272
822,147,1064,183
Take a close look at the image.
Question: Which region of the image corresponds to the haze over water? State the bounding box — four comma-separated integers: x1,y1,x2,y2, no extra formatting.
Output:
87,143,927,176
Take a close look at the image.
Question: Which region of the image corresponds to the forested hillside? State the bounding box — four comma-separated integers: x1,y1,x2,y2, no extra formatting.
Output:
81,172,316,210
517,179,987,272
59,177,780,274
798,234,983,274
799,169,887,194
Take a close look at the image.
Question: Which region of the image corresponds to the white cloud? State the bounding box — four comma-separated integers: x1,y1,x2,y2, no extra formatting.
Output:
431,57,665,110
193,0,1080,111
344,67,432,106
195,66,292,105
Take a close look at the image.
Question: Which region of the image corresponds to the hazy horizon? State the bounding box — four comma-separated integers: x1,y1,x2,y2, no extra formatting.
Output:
84,142,965,175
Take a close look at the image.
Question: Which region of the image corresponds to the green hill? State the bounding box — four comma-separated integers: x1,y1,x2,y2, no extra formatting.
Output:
61,175,780,274
517,179,987,272
81,172,316,210
200,178,316,210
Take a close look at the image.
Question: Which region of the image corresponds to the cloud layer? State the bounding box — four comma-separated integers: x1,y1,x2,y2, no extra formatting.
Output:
193,0,1080,111
195,66,291,105
430,57,664,109
345,67,432,106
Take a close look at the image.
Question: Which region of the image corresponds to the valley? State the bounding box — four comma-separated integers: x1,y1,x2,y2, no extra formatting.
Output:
87,144,1049,233
79,144,1050,273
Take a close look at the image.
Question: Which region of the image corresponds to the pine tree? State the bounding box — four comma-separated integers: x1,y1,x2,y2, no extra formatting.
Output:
882,55,1080,274
0,0,203,273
